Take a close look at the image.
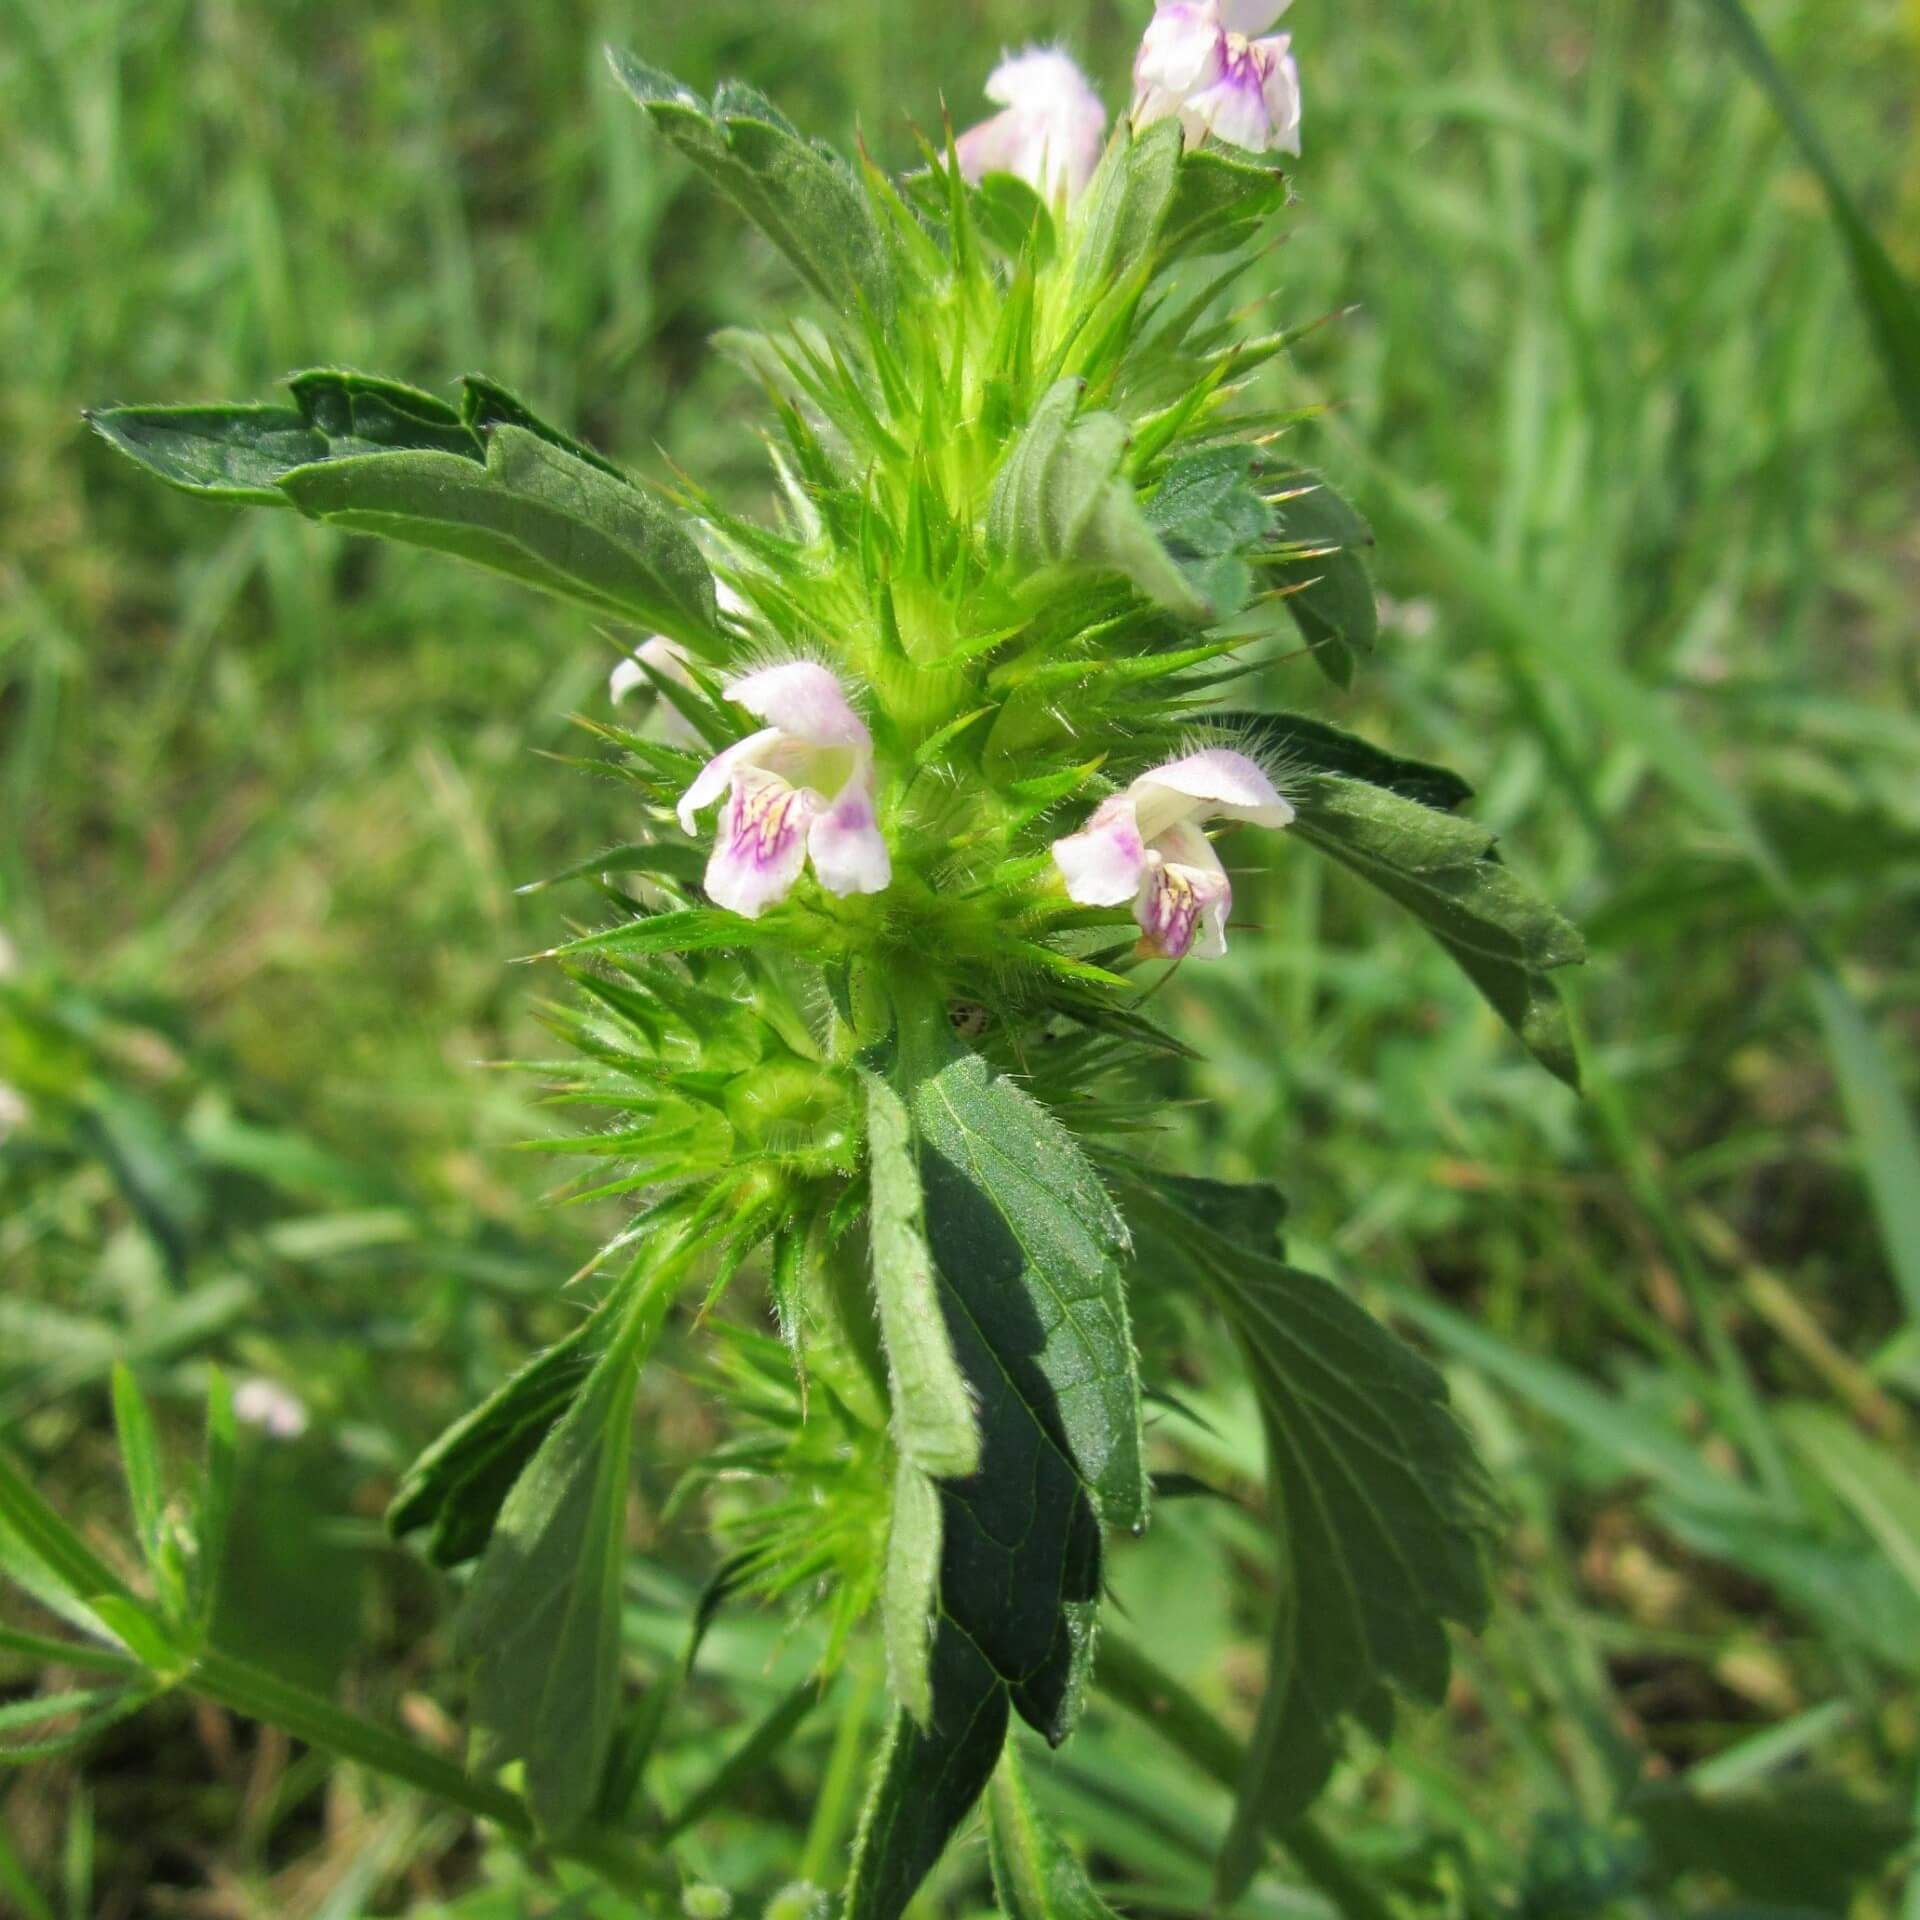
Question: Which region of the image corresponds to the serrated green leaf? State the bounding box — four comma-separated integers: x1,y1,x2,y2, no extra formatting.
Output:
863,1072,980,1482
519,839,709,897
285,368,482,458
90,366,636,514
845,997,1145,1920
987,1740,1121,1920
544,906,796,963
1158,144,1291,263
86,404,333,505
1145,447,1276,620
460,1289,663,1836
458,374,628,480
1119,1171,1495,1893
386,1310,607,1568
905,1007,1145,1535
608,50,897,323
280,425,717,645
1290,773,1586,1084
990,379,1210,622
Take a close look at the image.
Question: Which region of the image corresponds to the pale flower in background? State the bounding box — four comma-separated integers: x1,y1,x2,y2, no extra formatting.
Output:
678,662,891,919
955,47,1108,202
611,582,747,746
611,636,702,744
1132,0,1302,156
0,1083,29,1142
234,1377,310,1440
1052,748,1294,960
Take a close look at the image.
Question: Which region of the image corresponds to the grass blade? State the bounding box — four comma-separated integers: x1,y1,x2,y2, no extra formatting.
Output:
1693,0,1920,453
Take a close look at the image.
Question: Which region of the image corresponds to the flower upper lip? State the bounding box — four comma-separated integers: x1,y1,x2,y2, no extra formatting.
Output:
954,46,1109,203
1051,747,1294,961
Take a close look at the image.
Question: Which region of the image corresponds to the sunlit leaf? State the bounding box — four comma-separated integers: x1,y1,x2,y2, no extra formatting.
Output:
608,52,898,322
989,379,1213,622
460,1293,661,1836
387,1310,607,1569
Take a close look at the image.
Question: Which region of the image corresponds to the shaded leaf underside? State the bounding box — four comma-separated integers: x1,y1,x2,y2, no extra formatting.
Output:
847,1004,1146,1920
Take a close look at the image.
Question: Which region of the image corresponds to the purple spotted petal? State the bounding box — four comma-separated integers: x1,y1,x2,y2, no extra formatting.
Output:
677,726,786,836
1135,821,1233,960
704,768,818,919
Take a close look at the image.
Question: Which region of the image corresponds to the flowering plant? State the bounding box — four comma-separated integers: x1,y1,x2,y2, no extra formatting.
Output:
80,8,1583,1912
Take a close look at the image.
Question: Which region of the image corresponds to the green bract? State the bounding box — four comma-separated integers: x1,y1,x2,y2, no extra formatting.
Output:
90,45,1585,1919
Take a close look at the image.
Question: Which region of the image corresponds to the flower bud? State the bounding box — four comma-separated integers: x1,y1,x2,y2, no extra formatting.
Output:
955,47,1108,202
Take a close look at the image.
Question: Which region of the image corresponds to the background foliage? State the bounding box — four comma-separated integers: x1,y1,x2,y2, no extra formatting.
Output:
3,0,1918,1914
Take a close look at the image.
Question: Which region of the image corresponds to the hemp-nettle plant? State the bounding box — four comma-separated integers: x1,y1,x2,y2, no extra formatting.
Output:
82,2,1585,1911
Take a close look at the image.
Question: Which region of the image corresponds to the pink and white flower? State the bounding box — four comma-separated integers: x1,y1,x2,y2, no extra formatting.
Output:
678,662,891,919
1132,1,1302,156
955,47,1109,203
1052,748,1293,960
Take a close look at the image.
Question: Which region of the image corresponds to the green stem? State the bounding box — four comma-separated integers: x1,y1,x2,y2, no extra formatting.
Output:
1095,1636,1397,1920
191,1648,676,1902
191,1648,529,1829
0,1625,139,1678
800,1657,882,1885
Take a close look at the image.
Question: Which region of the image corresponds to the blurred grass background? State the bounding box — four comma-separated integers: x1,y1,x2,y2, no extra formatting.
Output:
4,0,1919,1914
